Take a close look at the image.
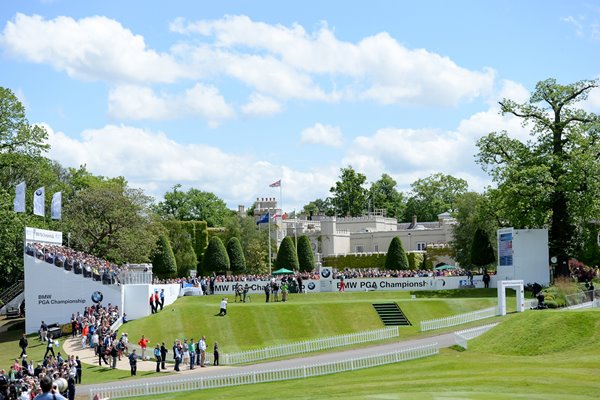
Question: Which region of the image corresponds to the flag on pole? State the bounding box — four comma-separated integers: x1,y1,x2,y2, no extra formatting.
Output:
51,191,62,220
33,187,45,217
269,179,281,187
14,181,26,213
256,213,270,225
271,213,281,220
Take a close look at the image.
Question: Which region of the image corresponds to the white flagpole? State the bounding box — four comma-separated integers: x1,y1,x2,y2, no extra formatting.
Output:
268,210,272,274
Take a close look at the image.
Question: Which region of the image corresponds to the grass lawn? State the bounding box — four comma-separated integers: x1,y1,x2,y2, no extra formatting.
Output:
119,291,499,352
0,288,508,386
119,310,600,400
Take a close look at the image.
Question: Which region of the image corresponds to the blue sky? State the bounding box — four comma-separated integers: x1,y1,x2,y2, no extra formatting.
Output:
1,1,600,212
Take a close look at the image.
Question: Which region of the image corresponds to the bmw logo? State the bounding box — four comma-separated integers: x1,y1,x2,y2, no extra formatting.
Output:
35,189,43,196
91,291,103,303
307,282,316,290
321,269,331,278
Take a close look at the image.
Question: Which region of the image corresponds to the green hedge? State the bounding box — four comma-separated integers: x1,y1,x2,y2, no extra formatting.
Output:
323,253,386,269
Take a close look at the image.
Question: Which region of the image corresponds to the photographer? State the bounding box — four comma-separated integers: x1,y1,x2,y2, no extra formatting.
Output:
33,376,66,400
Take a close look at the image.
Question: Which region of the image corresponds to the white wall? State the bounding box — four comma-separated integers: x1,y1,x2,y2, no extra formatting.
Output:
122,283,180,321
24,255,123,334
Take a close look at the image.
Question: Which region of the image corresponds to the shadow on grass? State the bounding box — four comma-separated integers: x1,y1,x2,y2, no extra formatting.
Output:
412,288,500,298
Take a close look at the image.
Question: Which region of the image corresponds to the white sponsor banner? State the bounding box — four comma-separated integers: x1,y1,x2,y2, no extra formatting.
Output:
25,226,63,245
209,276,492,294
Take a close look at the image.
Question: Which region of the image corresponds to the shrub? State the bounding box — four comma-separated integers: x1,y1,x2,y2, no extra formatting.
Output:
297,235,315,272
407,252,424,270
202,236,230,274
226,237,246,274
275,237,299,271
385,236,409,270
151,234,177,279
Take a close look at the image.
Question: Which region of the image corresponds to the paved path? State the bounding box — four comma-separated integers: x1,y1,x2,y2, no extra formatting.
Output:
71,331,458,399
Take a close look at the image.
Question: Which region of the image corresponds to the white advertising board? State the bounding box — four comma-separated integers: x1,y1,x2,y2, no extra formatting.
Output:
25,227,63,245
24,255,122,334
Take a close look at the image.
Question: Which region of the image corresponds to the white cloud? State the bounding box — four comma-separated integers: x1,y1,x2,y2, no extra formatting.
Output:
0,13,186,83
43,123,337,210
172,15,495,106
107,84,234,126
300,123,344,147
241,93,282,116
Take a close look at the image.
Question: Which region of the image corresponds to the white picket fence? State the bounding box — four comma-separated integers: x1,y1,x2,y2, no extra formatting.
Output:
453,323,498,349
223,326,399,364
420,307,496,331
89,342,439,399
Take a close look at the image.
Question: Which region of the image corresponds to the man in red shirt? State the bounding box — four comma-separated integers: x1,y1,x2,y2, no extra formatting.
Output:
138,335,150,360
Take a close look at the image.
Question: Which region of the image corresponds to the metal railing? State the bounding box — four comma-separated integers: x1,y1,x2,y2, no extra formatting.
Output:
565,290,598,309
117,271,153,285
89,342,439,399
223,326,399,364
126,327,399,365
420,307,496,331
453,323,498,349
0,280,24,307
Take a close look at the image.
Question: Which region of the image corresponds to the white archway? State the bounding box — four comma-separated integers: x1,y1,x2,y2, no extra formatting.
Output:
497,280,525,316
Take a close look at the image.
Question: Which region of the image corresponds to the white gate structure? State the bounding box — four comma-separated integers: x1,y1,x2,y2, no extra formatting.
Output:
497,280,525,316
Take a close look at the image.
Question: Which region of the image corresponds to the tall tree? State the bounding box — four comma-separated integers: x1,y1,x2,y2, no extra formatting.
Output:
404,173,468,222
202,236,230,274
330,166,367,217
470,228,496,268
385,236,409,270
0,87,49,157
164,221,197,277
155,184,232,227
226,237,246,274
368,173,406,218
302,198,334,218
451,192,498,268
151,234,177,279
275,236,299,270
63,180,158,264
297,235,315,272
477,78,600,276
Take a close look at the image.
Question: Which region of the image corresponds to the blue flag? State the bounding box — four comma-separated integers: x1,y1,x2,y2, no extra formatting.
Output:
256,213,269,225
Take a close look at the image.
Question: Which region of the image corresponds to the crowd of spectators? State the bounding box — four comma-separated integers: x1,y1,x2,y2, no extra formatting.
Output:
0,333,80,400
26,243,126,285
332,267,475,279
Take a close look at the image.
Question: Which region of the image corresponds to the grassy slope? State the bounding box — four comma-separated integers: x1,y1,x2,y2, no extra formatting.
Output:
123,310,600,400
120,292,497,351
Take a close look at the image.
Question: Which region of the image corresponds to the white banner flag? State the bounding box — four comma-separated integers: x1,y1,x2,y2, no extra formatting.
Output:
51,191,62,220
14,181,26,213
33,187,45,217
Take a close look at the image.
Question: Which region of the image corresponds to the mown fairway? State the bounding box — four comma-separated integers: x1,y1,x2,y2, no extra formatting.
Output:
119,310,600,400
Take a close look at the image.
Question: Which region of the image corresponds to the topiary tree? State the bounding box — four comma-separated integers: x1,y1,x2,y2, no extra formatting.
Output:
297,235,315,272
470,228,495,268
275,236,299,271
151,234,177,279
385,236,409,270
407,252,424,270
202,236,230,274
227,237,246,274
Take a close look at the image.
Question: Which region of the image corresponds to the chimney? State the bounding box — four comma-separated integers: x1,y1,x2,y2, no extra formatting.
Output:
412,215,417,227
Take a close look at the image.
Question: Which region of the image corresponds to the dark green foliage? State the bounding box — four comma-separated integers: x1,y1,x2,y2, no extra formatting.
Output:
163,221,197,277
275,236,299,271
407,252,424,270
323,253,386,269
202,236,230,274
470,228,496,267
297,235,315,272
330,166,368,217
227,237,246,274
385,236,409,270
181,221,208,269
403,173,468,222
151,234,177,278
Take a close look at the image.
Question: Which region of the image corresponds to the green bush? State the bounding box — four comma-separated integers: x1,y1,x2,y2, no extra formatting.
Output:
151,234,177,278
202,236,230,274
385,236,409,270
407,252,424,270
297,235,315,272
323,253,386,269
276,236,299,270
226,237,246,274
